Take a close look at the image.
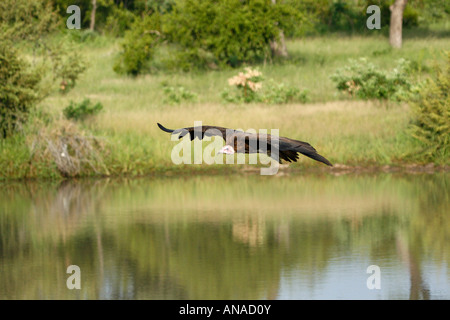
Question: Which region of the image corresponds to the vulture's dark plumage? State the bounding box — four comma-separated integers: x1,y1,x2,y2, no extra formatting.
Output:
157,123,332,166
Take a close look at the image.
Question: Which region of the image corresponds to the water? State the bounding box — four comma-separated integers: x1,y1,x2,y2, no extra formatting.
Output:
0,172,448,300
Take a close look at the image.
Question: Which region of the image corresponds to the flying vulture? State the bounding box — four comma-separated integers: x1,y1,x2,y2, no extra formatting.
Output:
157,123,332,166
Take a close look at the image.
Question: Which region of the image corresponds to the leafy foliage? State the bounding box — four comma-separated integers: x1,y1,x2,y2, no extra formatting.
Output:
0,0,59,43
48,44,88,94
409,52,449,160
417,0,450,24
0,45,43,138
113,14,162,75
104,5,137,37
63,99,103,121
163,0,301,69
330,58,416,101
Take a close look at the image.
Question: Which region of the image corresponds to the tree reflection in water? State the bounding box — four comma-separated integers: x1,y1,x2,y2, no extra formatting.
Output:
0,173,448,299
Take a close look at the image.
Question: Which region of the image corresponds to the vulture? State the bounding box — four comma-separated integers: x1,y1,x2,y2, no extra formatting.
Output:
157,123,332,166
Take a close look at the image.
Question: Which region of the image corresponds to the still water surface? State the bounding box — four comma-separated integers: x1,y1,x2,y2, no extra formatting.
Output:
0,172,448,299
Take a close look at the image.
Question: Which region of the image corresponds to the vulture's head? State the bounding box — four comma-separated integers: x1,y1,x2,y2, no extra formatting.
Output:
218,145,235,155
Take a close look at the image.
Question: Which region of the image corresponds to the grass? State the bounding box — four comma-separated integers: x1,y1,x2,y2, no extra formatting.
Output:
1,34,449,180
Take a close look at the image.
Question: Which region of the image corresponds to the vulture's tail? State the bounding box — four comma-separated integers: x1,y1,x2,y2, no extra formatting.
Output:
157,123,175,133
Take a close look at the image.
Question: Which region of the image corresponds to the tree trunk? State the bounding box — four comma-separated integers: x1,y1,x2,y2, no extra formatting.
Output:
270,31,288,58
90,0,97,31
269,0,288,58
389,0,408,48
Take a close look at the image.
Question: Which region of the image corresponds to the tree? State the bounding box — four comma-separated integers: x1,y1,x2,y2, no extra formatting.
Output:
162,0,300,69
90,0,97,30
389,0,408,48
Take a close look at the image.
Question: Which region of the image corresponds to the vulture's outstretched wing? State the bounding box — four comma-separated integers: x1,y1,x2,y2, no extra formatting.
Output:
227,132,332,166
157,123,230,141
268,135,332,166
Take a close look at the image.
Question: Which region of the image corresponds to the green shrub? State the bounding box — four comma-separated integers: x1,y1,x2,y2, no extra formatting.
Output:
113,14,162,76
261,80,309,104
409,52,449,161
63,99,103,121
330,58,416,101
162,84,197,105
48,44,88,94
0,45,42,138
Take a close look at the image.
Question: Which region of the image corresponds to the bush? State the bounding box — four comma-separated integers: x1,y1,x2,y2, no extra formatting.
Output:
222,68,263,103
0,0,59,43
261,80,309,104
222,67,309,104
28,118,107,177
0,45,42,138
163,0,300,69
63,99,103,121
48,44,88,94
104,6,137,37
113,14,162,76
330,58,416,101
162,84,197,105
409,52,449,161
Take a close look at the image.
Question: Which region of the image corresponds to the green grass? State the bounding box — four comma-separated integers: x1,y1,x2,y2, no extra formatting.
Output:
1,34,449,180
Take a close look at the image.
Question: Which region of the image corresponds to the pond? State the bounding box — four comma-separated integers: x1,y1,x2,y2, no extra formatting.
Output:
0,171,448,300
